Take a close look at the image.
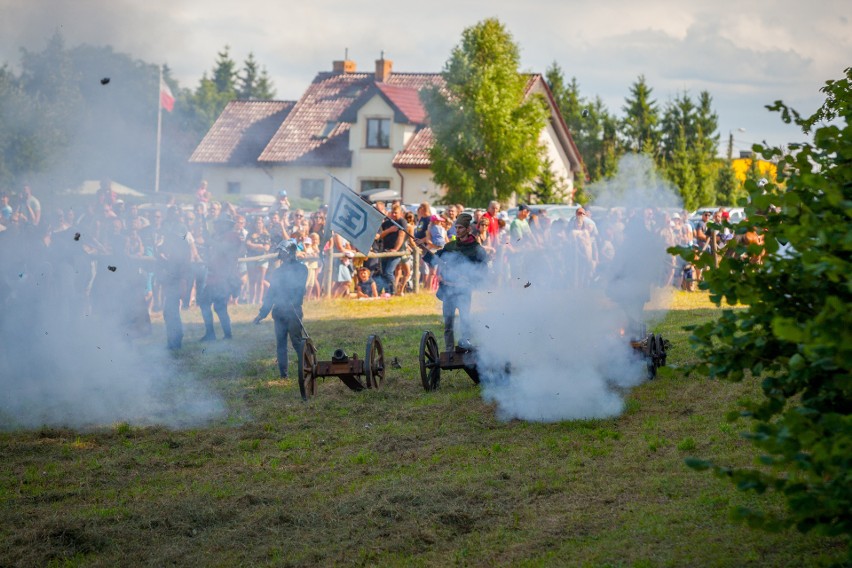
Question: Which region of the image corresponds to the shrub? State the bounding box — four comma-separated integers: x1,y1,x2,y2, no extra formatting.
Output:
675,68,851,560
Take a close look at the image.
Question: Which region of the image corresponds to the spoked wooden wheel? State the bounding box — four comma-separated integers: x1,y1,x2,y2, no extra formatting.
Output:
301,338,318,398
646,334,660,379
365,334,385,389
419,331,441,391
656,334,668,368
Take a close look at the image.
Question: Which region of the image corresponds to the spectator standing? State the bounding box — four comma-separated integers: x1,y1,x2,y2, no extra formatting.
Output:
198,219,241,341
245,216,272,304
19,184,41,226
444,205,459,239
195,180,211,206
413,203,432,242
377,203,409,295
1,192,13,225
694,210,711,251
157,206,194,350
482,200,501,242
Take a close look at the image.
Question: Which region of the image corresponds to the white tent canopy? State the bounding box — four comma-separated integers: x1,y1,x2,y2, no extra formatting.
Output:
66,180,146,198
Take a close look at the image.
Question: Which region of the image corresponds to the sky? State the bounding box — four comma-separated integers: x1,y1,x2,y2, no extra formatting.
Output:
1,0,849,156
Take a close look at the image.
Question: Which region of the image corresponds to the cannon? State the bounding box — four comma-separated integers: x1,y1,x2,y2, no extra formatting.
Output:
418,331,482,391
626,324,670,378
300,334,385,397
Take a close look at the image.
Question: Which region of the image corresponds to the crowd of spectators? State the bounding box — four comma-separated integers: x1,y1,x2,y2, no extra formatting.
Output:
2,178,750,349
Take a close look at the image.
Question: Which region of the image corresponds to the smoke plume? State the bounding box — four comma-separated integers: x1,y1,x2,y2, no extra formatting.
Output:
471,154,681,421
0,254,225,430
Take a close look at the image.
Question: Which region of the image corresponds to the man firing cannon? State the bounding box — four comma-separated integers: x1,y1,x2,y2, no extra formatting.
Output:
421,212,488,352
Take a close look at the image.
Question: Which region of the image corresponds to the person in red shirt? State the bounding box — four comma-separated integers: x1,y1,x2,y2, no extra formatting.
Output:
482,200,501,241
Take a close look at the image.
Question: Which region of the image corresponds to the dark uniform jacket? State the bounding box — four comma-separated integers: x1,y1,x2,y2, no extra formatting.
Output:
257,261,309,320
424,237,487,299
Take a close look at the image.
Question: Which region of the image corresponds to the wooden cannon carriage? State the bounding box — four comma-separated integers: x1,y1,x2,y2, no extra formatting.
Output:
300,335,385,398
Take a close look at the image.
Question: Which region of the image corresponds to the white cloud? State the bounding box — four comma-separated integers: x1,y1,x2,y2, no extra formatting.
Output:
0,0,848,149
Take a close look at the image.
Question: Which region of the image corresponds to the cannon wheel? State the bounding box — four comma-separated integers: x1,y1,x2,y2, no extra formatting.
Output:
365,334,385,389
656,334,668,367
301,338,318,397
419,331,441,391
647,334,660,379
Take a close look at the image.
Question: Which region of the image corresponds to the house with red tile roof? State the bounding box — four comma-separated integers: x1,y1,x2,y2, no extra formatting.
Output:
190,56,584,204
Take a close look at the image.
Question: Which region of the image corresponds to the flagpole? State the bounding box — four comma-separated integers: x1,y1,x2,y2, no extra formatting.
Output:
155,65,163,193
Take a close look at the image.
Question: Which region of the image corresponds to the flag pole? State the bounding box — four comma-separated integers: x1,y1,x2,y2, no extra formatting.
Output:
155,65,163,193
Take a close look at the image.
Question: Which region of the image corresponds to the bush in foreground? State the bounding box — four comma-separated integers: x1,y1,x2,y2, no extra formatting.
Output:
676,68,851,562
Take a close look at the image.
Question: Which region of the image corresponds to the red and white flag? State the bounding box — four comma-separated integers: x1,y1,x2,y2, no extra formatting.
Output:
160,78,175,112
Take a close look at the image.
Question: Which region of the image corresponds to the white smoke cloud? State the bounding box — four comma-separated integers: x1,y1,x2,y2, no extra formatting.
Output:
0,253,225,431
470,154,680,422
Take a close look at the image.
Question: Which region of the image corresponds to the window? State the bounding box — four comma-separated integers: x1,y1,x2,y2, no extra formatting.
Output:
360,180,390,192
300,178,325,201
366,118,390,148
319,121,337,138
226,182,241,194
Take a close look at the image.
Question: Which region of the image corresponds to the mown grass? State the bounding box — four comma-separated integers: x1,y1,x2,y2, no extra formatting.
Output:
0,291,845,566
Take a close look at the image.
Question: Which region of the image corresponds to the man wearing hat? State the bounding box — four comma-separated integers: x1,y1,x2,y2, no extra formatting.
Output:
423,212,487,351
254,240,309,398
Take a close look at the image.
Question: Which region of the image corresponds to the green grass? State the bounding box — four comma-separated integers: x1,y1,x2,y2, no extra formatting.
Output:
0,291,845,566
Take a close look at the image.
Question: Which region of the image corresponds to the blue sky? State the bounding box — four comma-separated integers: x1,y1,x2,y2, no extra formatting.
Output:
2,0,849,155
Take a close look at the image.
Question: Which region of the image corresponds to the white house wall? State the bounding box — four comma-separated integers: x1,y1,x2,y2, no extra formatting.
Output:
540,122,574,194
397,168,442,204
350,95,408,193
200,166,277,197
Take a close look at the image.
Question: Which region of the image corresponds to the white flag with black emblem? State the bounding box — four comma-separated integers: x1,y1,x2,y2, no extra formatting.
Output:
325,177,385,255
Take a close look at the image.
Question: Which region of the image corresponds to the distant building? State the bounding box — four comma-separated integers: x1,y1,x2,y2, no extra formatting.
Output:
190,56,584,204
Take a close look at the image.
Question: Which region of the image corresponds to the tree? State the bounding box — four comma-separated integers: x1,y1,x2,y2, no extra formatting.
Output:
679,68,852,561
694,91,720,157
658,90,720,206
527,156,569,204
422,18,548,206
14,31,84,186
621,75,659,156
660,92,696,163
186,46,239,132
238,52,276,99
714,159,741,205
545,63,622,187
666,125,698,209
714,131,743,205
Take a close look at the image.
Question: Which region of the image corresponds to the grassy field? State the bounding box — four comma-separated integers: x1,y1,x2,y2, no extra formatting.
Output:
0,291,845,566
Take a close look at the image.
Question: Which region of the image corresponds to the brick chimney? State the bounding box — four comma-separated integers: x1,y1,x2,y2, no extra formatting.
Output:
333,59,357,74
375,54,392,82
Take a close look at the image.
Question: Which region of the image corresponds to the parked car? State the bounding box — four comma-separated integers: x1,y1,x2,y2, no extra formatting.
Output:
505,203,578,222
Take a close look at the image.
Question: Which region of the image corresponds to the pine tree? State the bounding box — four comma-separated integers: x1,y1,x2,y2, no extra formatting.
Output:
660,92,695,163
238,52,276,99
187,46,239,131
529,156,569,204
695,91,720,156
212,46,237,97
621,75,659,155
545,63,621,186
667,124,698,209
